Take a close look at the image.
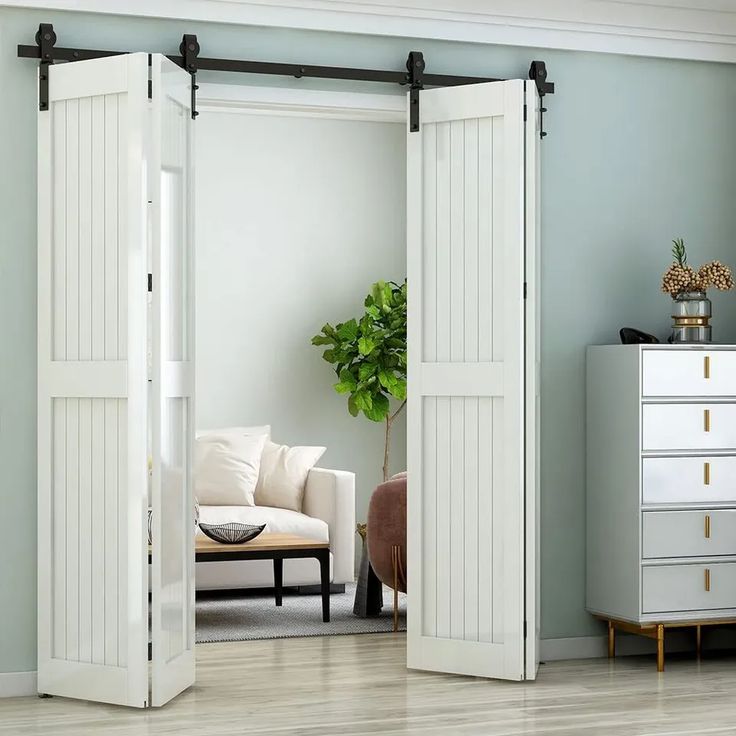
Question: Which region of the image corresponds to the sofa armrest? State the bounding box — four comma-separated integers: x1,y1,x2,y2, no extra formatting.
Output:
302,468,356,584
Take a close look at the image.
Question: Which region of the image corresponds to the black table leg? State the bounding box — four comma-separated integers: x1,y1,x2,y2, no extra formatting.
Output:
318,550,330,623
273,557,283,606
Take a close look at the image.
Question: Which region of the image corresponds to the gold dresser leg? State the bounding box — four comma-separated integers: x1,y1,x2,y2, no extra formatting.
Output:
607,620,615,658
696,624,702,660
656,625,665,672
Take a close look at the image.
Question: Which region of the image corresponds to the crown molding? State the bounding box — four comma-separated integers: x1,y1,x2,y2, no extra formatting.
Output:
4,0,736,63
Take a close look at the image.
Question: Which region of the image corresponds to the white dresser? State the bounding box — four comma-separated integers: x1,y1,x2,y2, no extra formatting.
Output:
586,344,736,668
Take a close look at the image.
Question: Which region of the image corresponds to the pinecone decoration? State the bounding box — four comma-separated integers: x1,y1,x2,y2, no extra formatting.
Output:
660,238,733,297
661,263,700,296
698,260,735,292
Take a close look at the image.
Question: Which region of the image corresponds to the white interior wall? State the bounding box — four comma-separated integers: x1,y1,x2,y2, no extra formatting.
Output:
195,106,407,540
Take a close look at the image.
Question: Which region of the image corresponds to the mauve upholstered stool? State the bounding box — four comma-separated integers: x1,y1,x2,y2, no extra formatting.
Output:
367,472,406,631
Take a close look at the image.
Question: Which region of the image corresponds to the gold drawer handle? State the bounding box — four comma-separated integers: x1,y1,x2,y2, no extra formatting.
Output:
705,514,711,538
704,409,711,432
704,355,711,379
704,462,711,485
705,568,711,592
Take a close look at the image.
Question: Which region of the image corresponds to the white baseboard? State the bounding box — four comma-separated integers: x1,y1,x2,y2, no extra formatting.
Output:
0,671,37,698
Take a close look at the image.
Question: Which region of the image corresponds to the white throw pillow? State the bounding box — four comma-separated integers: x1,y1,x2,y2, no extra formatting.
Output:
196,425,271,440
255,441,326,512
194,433,268,506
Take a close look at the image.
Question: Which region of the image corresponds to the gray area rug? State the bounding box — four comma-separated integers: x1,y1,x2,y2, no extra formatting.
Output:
196,583,406,643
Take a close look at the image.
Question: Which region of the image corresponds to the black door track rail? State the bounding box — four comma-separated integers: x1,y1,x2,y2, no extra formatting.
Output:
19,23,555,137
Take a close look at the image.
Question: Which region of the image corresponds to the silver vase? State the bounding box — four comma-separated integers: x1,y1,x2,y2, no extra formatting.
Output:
671,291,712,343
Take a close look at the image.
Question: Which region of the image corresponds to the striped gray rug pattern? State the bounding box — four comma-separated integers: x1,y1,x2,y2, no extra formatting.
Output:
196,583,406,643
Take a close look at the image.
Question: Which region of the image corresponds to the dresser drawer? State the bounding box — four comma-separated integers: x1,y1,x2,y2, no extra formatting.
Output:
642,350,736,397
642,403,736,451
642,563,736,613
643,510,736,558
642,456,736,503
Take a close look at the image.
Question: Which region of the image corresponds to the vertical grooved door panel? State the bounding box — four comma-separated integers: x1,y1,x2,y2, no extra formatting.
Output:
407,81,528,681
38,53,149,707
150,54,196,708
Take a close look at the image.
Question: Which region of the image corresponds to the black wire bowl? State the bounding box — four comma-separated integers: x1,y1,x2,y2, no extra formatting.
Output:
198,522,266,545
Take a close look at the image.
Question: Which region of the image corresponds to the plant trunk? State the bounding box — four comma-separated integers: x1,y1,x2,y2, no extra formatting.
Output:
382,415,392,483
382,400,406,483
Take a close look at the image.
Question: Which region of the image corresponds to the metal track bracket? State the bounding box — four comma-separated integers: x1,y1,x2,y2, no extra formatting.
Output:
528,60,554,139
180,34,200,120
407,51,425,133
36,22,56,111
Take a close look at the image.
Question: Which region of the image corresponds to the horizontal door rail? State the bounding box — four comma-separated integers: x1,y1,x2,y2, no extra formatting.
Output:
18,23,554,136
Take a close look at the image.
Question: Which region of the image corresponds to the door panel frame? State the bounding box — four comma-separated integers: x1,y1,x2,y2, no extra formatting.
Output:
37,52,150,708
406,79,539,681
149,53,197,708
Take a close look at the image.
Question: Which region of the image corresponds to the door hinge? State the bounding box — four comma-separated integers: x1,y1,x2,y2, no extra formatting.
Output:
406,50,425,133
180,34,200,120
147,53,152,99
148,273,153,292
523,282,528,299
523,103,527,122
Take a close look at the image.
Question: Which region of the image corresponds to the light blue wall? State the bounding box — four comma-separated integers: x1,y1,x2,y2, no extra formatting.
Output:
3,6,736,674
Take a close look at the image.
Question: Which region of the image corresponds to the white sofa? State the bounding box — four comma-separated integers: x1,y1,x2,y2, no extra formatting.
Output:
196,467,356,590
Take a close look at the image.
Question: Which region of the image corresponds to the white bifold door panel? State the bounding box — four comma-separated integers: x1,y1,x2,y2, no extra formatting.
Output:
37,52,194,707
149,55,196,708
406,80,539,681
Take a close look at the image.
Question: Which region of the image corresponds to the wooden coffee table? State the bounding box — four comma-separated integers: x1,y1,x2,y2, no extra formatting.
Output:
195,533,331,622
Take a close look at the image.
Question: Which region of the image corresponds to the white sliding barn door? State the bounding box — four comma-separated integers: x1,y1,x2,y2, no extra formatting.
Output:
406,80,539,681
37,53,150,706
149,54,196,707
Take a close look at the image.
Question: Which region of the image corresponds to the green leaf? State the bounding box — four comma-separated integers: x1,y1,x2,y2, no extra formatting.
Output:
359,314,373,334
358,336,376,355
363,391,390,421
337,319,359,342
347,395,360,417
672,237,687,267
353,390,373,411
321,349,337,363
372,281,387,309
389,379,407,401
338,368,357,389
359,362,376,381
311,334,333,346
378,369,397,390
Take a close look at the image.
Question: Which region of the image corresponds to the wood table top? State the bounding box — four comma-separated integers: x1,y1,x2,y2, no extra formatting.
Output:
194,532,329,554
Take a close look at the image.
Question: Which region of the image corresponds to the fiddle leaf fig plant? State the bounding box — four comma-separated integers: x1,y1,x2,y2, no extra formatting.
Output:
312,280,407,481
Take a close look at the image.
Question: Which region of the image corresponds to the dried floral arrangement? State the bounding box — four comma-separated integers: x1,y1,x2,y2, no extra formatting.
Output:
661,238,734,298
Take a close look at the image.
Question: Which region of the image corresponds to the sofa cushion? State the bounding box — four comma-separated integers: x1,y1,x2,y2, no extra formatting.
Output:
196,425,271,440
194,433,267,506
197,504,329,543
255,441,326,512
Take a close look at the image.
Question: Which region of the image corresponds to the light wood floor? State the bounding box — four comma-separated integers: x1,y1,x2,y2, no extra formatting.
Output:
3,634,736,735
